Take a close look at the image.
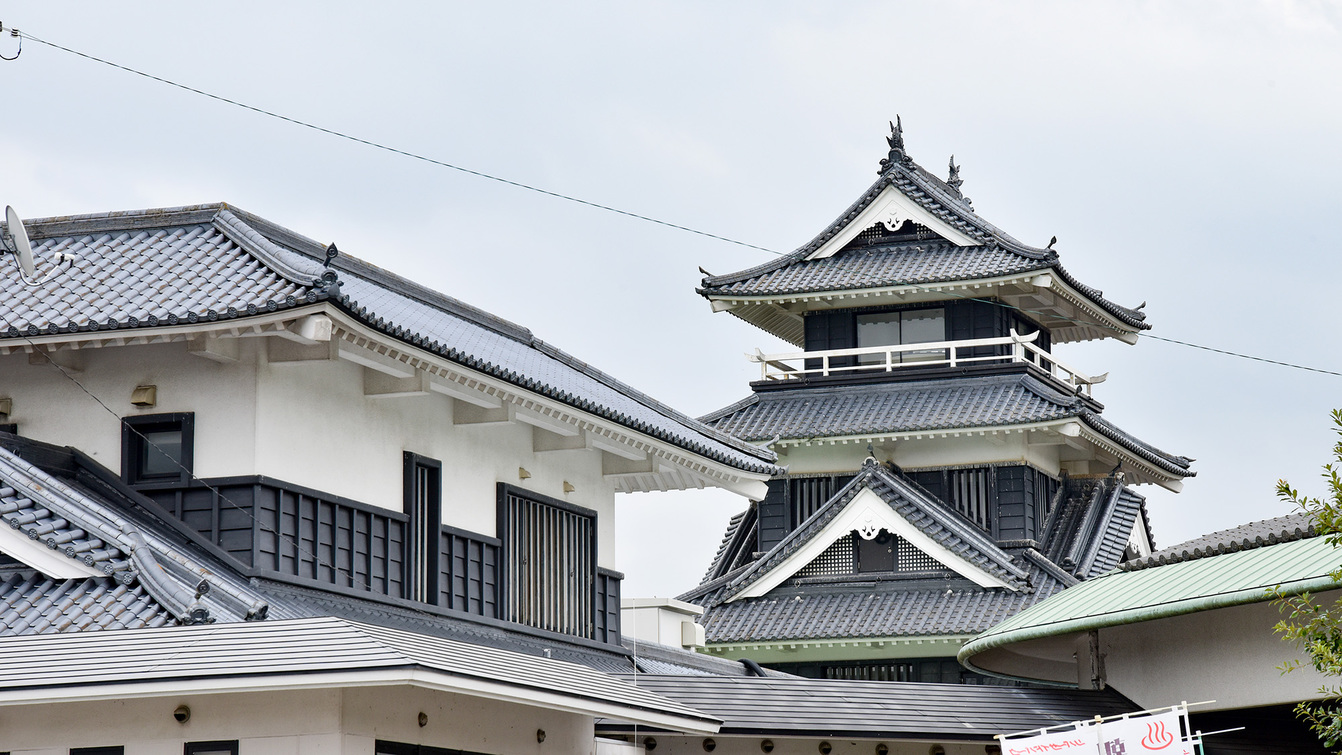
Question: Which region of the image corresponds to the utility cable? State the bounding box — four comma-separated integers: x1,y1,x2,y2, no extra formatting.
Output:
11,29,775,255
4,26,1340,380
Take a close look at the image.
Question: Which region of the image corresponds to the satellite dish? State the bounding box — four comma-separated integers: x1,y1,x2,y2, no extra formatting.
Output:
2,205,73,286
4,205,36,279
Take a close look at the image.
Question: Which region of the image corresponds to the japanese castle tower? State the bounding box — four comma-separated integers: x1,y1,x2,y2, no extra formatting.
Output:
680,120,1195,683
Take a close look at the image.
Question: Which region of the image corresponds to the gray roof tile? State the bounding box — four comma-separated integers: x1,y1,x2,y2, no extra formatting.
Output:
1120,511,1316,572
0,442,271,631
701,374,1193,477
609,675,1137,739
721,462,1030,600
0,204,777,477
697,563,1068,643
0,574,171,634
699,147,1149,331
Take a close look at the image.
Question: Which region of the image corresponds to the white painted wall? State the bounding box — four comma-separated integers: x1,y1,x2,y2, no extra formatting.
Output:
776,434,1061,478
1100,597,1335,710
0,686,594,755
622,598,704,649
0,331,618,564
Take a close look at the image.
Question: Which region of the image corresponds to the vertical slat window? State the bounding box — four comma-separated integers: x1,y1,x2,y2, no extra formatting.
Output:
949,468,991,531
404,453,442,605
499,486,596,639
788,476,834,529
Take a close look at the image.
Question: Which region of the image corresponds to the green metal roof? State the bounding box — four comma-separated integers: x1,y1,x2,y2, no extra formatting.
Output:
958,535,1342,669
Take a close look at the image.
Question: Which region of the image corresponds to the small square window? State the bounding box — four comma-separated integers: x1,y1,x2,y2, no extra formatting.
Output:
122,413,194,487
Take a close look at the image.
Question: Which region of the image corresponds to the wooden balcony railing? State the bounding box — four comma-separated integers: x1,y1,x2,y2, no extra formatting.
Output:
749,330,1106,395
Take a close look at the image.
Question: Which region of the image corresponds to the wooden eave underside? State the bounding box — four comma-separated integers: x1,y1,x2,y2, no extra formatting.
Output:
707,271,1141,347
0,304,771,499
770,418,1183,492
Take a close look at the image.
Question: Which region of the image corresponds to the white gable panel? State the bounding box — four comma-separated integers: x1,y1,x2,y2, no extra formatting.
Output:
806,184,981,260
731,487,1015,601
0,524,104,579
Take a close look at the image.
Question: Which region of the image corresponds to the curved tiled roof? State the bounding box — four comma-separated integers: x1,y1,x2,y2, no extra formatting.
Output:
0,204,777,477
698,137,1149,332
700,374,1193,478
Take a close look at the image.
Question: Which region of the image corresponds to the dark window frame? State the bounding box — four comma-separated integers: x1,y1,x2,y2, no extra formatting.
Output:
404,451,443,605
184,743,238,755
121,412,195,488
71,748,125,755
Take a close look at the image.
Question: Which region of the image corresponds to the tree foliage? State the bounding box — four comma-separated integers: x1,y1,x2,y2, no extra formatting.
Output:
1275,408,1342,749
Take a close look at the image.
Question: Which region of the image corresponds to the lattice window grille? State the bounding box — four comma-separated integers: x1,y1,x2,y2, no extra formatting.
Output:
795,534,854,578
824,663,917,682
895,536,942,573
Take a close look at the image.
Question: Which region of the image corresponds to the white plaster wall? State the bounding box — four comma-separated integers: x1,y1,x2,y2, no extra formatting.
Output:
0,686,595,755
252,348,617,560
0,335,621,565
0,341,259,477
341,686,593,755
776,435,1059,477
1101,597,1335,710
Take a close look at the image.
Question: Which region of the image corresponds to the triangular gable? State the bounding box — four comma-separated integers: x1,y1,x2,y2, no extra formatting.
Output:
724,462,1029,602
805,182,982,259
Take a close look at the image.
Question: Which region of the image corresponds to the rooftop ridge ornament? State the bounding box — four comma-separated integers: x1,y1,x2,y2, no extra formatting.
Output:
947,155,963,192
877,116,911,174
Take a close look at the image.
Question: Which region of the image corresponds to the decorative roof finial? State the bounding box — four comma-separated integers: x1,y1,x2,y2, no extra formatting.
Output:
878,116,910,174
947,155,963,192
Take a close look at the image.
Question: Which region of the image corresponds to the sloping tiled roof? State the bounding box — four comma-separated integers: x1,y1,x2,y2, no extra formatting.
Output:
0,615,721,732
0,441,271,633
679,462,1074,643
698,135,1149,331
702,373,1077,441
606,675,1137,740
701,239,1044,298
701,374,1193,479
0,574,171,634
697,564,1067,643
0,204,777,478
1042,480,1146,580
1120,511,1315,572
720,462,1030,599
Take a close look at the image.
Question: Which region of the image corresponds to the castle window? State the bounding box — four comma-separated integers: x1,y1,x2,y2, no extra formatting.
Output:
121,413,194,487
856,308,945,364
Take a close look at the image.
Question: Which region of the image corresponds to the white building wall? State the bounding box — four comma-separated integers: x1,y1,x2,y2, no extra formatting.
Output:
0,333,619,565
1100,596,1335,710
775,435,1060,478
0,686,595,755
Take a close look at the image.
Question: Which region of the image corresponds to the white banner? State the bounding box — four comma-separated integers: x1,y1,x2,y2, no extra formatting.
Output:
1000,725,1098,755
1096,711,1193,755
999,706,1196,755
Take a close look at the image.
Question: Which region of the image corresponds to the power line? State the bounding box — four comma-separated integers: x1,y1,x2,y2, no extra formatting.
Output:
12,29,776,255
5,26,1342,381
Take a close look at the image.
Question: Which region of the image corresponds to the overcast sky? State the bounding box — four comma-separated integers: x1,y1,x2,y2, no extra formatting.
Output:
1,2,1339,598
